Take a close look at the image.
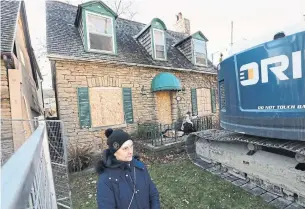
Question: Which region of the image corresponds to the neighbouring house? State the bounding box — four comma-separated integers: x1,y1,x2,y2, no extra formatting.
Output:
1,1,44,164
43,89,57,118
46,1,218,149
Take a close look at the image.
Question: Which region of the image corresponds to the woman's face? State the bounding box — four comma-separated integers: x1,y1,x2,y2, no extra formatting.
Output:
114,140,134,162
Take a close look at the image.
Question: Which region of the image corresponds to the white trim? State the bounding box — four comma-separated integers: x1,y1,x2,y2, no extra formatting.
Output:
47,54,217,75
153,28,166,61
85,10,115,54
193,39,208,67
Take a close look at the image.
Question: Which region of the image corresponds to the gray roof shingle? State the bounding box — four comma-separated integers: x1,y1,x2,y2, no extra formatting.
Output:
46,1,216,74
1,0,21,52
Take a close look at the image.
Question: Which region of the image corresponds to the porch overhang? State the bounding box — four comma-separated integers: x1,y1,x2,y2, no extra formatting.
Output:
151,72,182,92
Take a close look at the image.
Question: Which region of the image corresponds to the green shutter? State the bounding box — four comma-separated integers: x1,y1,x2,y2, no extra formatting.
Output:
123,88,134,124
211,88,217,113
191,88,198,116
77,87,91,128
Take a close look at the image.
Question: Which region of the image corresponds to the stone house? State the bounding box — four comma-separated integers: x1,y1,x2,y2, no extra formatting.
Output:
1,1,44,164
46,1,218,149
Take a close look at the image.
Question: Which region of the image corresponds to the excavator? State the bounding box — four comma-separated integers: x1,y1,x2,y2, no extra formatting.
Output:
186,23,305,207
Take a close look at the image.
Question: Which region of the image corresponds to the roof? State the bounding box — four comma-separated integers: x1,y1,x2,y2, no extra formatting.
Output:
0,0,21,53
151,72,182,92
46,1,216,74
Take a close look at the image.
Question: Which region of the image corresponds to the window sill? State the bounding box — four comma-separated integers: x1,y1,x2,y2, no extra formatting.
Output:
154,57,167,61
86,48,117,56
89,123,127,132
194,63,208,67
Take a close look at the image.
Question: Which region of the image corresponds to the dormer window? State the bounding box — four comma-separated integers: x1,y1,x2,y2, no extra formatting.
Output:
153,29,166,60
86,12,114,53
135,18,167,61
174,31,209,67
74,1,118,54
193,39,207,66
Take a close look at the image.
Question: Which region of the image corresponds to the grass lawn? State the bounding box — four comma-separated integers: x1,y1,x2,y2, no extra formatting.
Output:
70,158,274,209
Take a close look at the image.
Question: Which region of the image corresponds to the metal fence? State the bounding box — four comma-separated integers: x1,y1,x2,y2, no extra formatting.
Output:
1,119,72,209
1,120,57,209
136,115,217,146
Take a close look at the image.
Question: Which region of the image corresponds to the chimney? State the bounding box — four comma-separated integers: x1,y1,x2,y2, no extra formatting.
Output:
174,12,190,35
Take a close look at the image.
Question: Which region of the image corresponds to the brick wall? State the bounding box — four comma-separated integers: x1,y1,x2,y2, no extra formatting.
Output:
1,59,14,165
55,60,218,150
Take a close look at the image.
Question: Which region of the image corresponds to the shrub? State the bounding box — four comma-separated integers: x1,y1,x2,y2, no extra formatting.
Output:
68,143,93,173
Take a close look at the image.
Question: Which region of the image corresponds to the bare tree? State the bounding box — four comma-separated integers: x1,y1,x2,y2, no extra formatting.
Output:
62,0,137,20
105,0,138,20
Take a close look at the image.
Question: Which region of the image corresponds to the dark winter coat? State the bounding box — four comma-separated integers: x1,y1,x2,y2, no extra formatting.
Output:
96,149,160,209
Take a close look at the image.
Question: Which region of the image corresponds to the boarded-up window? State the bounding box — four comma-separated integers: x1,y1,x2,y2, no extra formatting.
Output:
89,87,124,127
197,88,212,116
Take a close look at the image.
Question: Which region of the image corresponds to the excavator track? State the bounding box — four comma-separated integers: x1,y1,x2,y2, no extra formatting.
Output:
186,129,305,209
191,129,305,155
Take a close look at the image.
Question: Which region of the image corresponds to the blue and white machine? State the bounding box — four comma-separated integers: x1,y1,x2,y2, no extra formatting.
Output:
188,23,305,207
219,28,305,141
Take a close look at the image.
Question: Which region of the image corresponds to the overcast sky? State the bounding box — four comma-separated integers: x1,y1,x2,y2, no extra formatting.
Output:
24,0,305,89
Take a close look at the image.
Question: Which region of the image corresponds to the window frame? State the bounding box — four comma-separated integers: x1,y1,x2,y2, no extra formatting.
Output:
152,28,166,61
192,39,208,66
85,11,115,54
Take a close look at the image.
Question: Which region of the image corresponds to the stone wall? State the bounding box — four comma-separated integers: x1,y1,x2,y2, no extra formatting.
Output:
55,60,218,150
1,59,14,165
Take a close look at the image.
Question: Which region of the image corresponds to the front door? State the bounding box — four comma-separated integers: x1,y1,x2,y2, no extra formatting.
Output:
156,91,172,124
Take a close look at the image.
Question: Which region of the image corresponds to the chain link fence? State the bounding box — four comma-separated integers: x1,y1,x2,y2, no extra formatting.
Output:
46,120,72,209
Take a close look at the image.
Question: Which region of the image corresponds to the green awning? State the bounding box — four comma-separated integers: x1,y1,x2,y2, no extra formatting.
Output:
151,72,182,92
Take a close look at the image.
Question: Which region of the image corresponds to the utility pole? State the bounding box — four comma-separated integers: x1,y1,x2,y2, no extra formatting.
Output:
230,21,234,46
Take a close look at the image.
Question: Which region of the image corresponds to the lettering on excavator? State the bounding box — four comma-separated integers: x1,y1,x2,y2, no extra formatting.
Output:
240,50,303,86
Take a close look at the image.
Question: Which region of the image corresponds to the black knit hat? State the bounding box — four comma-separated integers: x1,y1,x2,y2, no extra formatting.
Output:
104,128,113,138
107,130,132,151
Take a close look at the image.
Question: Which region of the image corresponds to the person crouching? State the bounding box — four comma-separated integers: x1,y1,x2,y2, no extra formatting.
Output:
96,129,160,209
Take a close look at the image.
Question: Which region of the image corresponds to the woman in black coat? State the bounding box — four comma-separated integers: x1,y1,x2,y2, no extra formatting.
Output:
96,129,160,209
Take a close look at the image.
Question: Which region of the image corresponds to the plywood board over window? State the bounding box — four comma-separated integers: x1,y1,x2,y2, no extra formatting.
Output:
197,88,211,116
89,87,124,127
156,91,172,124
